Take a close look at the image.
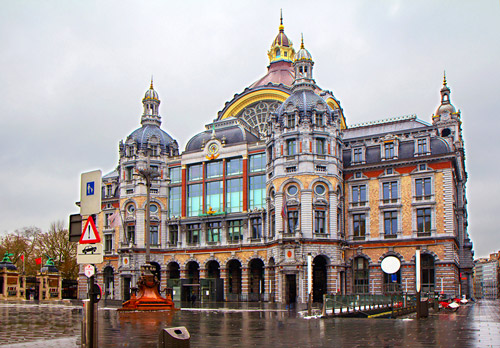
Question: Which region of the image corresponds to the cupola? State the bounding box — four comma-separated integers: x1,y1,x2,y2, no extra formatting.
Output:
267,11,295,64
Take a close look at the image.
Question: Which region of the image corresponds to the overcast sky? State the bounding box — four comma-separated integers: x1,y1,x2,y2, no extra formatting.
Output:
0,1,498,259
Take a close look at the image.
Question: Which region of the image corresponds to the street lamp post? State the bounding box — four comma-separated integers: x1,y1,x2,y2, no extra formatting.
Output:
136,150,160,266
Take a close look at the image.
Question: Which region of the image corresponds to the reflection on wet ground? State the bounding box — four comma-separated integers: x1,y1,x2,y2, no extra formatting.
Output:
1,300,500,347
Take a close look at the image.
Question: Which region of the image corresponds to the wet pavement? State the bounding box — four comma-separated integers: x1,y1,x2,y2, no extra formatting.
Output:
0,300,499,347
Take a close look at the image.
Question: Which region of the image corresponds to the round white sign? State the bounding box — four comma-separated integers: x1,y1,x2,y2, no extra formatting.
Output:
84,264,95,278
381,256,401,274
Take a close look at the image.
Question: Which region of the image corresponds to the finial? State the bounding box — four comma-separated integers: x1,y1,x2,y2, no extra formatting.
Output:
279,9,284,31
301,33,304,49
150,76,154,89
443,70,447,86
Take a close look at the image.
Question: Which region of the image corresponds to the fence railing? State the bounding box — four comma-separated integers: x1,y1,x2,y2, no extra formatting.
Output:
322,294,417,317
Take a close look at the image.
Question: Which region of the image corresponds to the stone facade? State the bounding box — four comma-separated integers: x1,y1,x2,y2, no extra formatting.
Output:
78,19,473,303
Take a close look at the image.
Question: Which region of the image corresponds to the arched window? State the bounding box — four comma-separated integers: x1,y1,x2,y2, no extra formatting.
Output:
275,48,281,57
353,257,369,293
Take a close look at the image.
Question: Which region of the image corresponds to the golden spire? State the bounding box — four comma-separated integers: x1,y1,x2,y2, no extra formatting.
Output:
150,76,154,89
279,9,284,31
443,70,447,86
301,33,304,49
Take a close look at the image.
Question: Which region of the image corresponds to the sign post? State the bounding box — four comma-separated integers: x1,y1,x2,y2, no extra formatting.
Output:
79,170,102,348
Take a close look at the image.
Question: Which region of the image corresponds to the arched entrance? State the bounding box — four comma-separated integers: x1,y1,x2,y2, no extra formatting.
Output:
249,259,265,301
186,261,199,284
103,266,114,300
150,261,161,291
184,261,200,302
226,259,242,301
167,262,180,279
206,260,220,279
313,255,328,302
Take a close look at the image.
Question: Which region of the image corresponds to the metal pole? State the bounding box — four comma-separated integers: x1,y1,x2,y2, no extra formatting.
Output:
83,272,97,348
307,254,312,316
415,250,421,319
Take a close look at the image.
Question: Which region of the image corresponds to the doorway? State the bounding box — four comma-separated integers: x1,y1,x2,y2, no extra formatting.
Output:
285,274,297,305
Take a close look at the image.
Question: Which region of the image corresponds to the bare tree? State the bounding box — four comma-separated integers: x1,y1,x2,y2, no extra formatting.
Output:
36,221,78,279
0,226,42,275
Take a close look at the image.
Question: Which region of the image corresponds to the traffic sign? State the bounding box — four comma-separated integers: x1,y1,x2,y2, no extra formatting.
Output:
80,216,101,244
80,170,102,215
78,244,103,264
84,264,95,278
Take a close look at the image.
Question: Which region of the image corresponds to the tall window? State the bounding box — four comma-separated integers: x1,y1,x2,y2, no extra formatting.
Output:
104,212,112,229
353,257,369,294
417,139,428,154
384,211,398,237
126,166,134,181
249,175,266,209
287,114,295,128
187,224,200,245
187,184,203,216
169,186,181,217
106,185,113,197
251,217,262,239
207,221,221,243
188,164,203,181
384,142,394,159
287,210,299,234
421,254,435,293
352,185,366,206
150,225,159,246
169,225,178,245
169,167,181,183
314,114,323,127
316,138,325,155
250,153,266,172
206,161,223,179
287,139,297,156
206,181,223,212
417,208,432,235
226,178,243,213
270,213,276,238
382,181,398,203
415,178,432,200
127,225,135,244
228,220,242,243
314,210,326,234
226,158,243,176
353,213,366,240
353,148,363,163
104,234,113,253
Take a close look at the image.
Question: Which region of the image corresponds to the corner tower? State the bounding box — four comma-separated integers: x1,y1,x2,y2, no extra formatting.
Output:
266,39,344,303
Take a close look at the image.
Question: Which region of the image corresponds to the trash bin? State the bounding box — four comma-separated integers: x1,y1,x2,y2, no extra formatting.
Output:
158,326,190,348
419,299,429,318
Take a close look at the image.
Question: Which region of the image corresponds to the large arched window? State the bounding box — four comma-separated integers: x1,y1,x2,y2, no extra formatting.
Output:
353,257,369,294
421,254,435,294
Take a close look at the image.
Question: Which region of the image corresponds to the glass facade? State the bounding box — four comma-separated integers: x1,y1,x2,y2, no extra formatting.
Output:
249,175,266,209
226,178,243,213
169,186,181,217
249,153,266,172
226,157,243,176
206,161,223,179
187,184,203,216
206,181,223,212
188,164,203,181
169,167,181,183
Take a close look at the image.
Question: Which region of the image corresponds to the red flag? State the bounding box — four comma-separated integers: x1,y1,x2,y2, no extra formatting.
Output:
35,257,42,265
20,255,24,262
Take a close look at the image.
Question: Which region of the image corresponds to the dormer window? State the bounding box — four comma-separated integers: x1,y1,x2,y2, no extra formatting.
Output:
384,142,394,159
417,139,428,154
353,148,364,163
287,114,295,128
315,114,323,127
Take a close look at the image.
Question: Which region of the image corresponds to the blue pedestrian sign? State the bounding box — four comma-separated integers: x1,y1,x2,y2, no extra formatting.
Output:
80,170,102,215
87,181,95,196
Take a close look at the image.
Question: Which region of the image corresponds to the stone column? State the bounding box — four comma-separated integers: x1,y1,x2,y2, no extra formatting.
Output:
241,267,249,301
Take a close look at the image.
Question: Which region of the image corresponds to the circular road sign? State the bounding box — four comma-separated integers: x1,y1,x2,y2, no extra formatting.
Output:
381,256,401,274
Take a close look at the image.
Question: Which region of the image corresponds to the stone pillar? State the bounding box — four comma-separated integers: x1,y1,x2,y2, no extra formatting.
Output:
220,267,227,301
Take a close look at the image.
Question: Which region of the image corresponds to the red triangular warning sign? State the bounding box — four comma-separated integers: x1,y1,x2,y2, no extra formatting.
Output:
79,216,101,244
